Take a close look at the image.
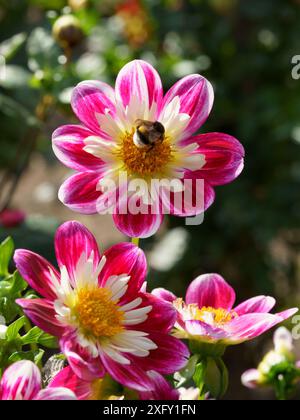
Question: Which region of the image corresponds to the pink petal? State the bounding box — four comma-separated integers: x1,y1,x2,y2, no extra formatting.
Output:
60,335,105,382
50,367,92,400
58,171,107,215
52,125,105,171
225,313,286,342
100,354,154,392
161,74,214,138
185,133,245,186
115,60,163,112
139,371,179,400
234,296,276,316
55,221,101,285
100,242,147,301
160,177,215,216
134,332,189,375
186,273,236,310
277,308,299,319
132,292,177,333
113,201,164,238
16,298,64,337
14,250,59,300
35,388,77,400
71,80,116,135
241,369,261,389
0,361,41,400
151,288,177,303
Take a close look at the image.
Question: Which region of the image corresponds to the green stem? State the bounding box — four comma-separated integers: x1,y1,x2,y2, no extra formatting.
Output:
131,237,140,247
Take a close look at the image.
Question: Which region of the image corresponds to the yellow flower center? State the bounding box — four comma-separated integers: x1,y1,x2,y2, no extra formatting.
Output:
75,288,124,339
195,306,236,325
116,130,174,179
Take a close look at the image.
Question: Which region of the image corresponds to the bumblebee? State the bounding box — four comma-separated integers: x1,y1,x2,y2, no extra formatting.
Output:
133,119,165,149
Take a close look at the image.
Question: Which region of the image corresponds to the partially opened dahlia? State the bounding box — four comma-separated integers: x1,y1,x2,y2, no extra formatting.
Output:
53,60,244,238
153,274,298,347
0,361,76,400
14,221,189,392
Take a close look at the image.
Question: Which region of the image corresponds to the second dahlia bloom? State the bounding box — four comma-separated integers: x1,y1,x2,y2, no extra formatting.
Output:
153,274,298,347
0,361,76,400
14,221,189,392
52,59,244,238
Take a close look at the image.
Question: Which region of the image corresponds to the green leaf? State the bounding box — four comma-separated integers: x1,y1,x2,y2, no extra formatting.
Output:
10,271,28,296
34,348,45,365
174,354,199,387
38,332,58,349
193,360,207,397
0,237,14,277
21,326,42,345
6,316,26,341
0,33,27,61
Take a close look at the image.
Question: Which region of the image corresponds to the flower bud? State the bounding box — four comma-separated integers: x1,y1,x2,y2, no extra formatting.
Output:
68,0,88,11
52,15,84,49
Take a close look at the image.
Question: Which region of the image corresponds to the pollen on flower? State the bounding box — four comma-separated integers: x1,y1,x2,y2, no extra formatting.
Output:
116,129,175,178
195,306,237,325
75,288,124,339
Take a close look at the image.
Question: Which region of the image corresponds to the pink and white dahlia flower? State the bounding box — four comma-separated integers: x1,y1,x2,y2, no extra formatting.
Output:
0,360,76,400
52,59,244,238
15,221,189,392
153,274,298,346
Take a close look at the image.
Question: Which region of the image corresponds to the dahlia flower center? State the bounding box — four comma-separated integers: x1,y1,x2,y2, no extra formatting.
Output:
195,306,236,326
116,128,174,178
75,287,124,339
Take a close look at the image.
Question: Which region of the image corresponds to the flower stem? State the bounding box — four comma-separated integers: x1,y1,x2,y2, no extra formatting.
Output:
131,237,140,247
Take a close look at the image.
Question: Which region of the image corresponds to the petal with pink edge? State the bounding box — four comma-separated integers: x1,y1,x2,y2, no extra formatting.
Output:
17,298,64,337
133,293,177,333
185,319,229,342
160,177,215,216
60,335,105,382
151,288,177,303
0,361,41,400
50,367,92,400
52,125,105,171
139,371,179,400
58,171,108,215
225,313,289,343
55,221,101,285
186,274,236,311
35,388,77,400
71,80,116,135
14,250,59,300
185,133,245,186
100,353,155,392
234,296,276,316
115,60,163,112
161,74,214,138
134,332,189,374
100,243,147,300
113,196,164,238
241,369,261,389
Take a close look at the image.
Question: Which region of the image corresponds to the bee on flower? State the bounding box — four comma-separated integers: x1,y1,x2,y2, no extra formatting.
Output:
52,59,244,238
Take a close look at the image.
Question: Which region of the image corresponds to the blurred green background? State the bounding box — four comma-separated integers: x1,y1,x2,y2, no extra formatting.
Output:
0,0,300,399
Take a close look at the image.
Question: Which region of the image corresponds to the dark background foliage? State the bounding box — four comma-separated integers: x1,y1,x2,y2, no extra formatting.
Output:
0,0,299,399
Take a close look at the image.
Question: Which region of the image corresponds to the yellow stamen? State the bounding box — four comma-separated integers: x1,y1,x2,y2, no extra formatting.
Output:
115,130,174,178
195,306,236,325
75,288,124,339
